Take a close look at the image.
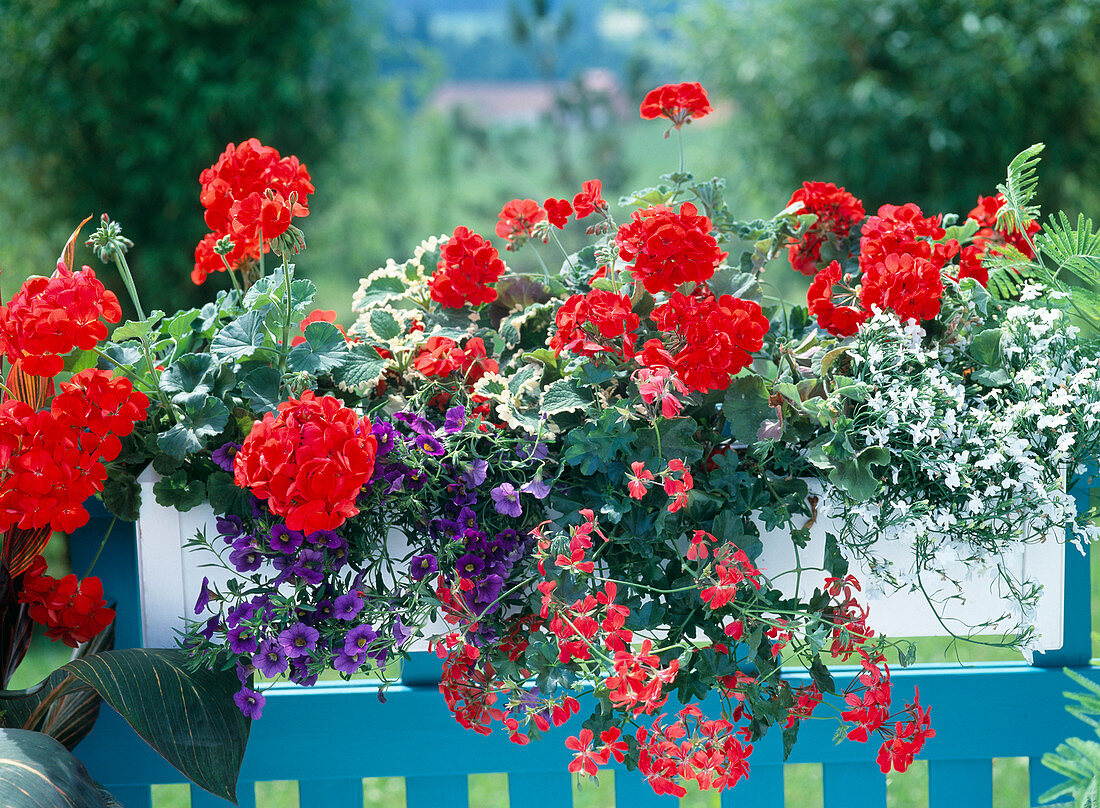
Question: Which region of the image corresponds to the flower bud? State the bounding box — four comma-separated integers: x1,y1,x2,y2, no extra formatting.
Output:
85,215,134,263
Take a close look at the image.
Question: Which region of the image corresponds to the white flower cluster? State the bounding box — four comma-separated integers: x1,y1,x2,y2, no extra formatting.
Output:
825,306,1100,647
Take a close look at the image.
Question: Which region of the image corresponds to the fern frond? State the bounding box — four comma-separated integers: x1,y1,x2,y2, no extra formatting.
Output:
996,143,1045,235
983,247,1040,301
1037,211,1100,292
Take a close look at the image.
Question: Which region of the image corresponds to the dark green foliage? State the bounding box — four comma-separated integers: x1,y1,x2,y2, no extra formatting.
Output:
0,0,374,312
682,0,1100,217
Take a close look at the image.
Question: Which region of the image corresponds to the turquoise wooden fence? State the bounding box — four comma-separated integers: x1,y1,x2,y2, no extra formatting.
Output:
67,476,1099,808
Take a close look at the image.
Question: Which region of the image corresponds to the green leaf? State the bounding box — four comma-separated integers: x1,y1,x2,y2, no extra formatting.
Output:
287,321,347,375
64,649,250,803
160,354,217,399
158,397,230,459
823,532,849,578
830,446,890,501
809,656,836,696
509,362,541,397
353,274,408,309
100,472,141,522
243,270,315,314
211,311,267,361
335,345,388,393
367,308,402,341
111,311,165,343
207,472,252,518
540,378,592,415
996,143,1045,233
240,365,282,414
151,470,206,511
722,374,773,444
969,328,1004,367
0,729,116,807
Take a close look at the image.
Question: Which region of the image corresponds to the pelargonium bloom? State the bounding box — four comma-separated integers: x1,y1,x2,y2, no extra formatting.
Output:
496,198,546,249
544,197,573,228
573,180,607,219
429,226,506,308
807,261,868,338
616,203,727,295
786,181,865,276
639,82,712,129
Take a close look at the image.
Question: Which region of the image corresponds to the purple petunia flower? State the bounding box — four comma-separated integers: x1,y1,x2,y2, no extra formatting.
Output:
405,468,427,491
490,483,523,518
199,615,221,640
334,593,364,621
371,421,397,454
410,553,438,582
460,459,489,488
444,405,467,433
292,549,325,585
235,660,255,684
455,506,478,531
227,602,256,629
288,658,319,687
392,615,412,646
334,650,367,674
194,577,211,615
470,573,505,614
228,542,263,573
211,442,242,473
455,553,486,579
233,687,265,720
516,440,548,462
343,624,378,657
520,477,552,500
216,515,244,543
228,624,259,655
395,411,436,435
278,623,319,659
269,524,305,554
313,599,336,622
252,640,288,678
414,433,445,456
306,529,340,547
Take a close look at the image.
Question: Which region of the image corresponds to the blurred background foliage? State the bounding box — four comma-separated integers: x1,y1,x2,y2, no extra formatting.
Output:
2,0,1100,318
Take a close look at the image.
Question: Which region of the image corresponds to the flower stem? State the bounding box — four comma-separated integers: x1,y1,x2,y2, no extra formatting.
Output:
112,246,146,321
81,517,117,578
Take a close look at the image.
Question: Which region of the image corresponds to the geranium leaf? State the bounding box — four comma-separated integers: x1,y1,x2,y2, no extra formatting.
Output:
540,378,592,415
0,729,116,807
722,374,773,444
287,321,347,375
335,345,388,394
211,311,267,361
63,649,249,803
240,365,282,414
111,311,165,343
160,354,217,398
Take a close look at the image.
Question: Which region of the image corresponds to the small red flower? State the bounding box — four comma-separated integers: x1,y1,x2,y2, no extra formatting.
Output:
572,180,607,220
565,729,609,776
549,289,639,359
429,227,506,309
616,202,727,295
639,82,713,129
786,181,865,276
18,556,115,648
544,197,573,229
627,461,655,500
495,198,547,248
807,261,868,338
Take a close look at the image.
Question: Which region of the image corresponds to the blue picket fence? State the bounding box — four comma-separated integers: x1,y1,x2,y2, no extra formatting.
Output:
67,476,1099,808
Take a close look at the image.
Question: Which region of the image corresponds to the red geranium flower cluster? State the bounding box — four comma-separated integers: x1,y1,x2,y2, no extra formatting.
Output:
635,705,753,797
877,690,935,773
413,336,498,385
495,199,547,249
572,180,607,220
0,369,149,534
18,555,115,647
549,289,639,359
233,392,378,534
640,291,768,393
604,639,679,716
0,263,122,377
807,261,868,338
429,227,506,309
617,202,728,295
696,538,763,609
860,251,944,323
639,82,713,129
786,181,866,275
957,194,1040,286
193,138,313,285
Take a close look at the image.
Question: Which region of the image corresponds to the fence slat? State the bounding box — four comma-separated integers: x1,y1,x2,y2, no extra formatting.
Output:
405,774,469,808
190,783,256,808
1030,756,1063,807
611,769,678,806
823,762,885,808
507,771,573,808
929,759,990,808
721,764,783,807
299,778,363,807
106,785,152,808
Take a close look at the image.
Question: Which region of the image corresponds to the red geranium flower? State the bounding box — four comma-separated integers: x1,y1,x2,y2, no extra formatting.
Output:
807,261,868,338
543,197,573,229
786,181,866,276
572,180,607,219
639,82,713,129
860,252,944,323
495,198,546,248
429,227,506,309
549,289,639,359
18,556,115,648
616,202,727,295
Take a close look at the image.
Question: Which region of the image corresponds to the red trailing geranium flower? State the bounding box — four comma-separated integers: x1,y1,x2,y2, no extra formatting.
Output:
234,392,378,534
616,202,727,295
413,335,499,384
640,292,768,393
18,555,115,648
639,82,713,129
807,261,868,338
549,289,639,359
955,194,1040,287
0,263,122,377
860,252,944,323
193,138,314,285
786,181,865,276
859,203,956,272
429,227,506,309
543,197,573,229
572,180,607,220
495,199,546,248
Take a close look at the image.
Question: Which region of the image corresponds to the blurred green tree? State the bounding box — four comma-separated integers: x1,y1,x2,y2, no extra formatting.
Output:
0,0,375,311
680,0,1100,218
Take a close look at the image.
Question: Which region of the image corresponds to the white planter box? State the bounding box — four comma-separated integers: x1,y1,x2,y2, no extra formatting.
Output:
135,467,1067,654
